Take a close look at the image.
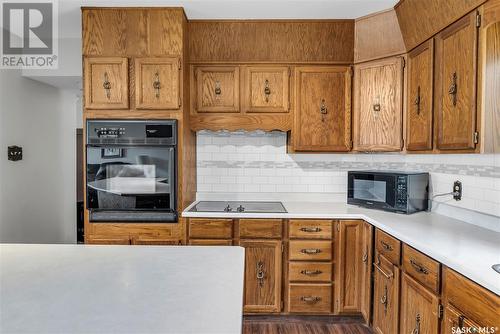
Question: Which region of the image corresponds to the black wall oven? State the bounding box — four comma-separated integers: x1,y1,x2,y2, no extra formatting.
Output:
347,171,429,214
86,120,177,222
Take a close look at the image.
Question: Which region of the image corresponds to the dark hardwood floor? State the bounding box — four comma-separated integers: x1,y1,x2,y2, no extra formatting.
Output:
243,315,373,334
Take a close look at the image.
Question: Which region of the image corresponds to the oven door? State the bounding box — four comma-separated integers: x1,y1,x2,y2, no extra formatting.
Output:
347,172,396,210
86,145,176,222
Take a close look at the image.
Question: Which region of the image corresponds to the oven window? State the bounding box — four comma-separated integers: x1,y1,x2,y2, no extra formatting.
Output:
353,179,387,202
86,146,175,211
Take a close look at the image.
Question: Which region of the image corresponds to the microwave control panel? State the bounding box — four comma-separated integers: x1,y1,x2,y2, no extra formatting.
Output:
396,176,408,209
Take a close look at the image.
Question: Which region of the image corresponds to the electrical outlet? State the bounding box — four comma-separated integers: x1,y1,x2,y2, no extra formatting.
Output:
453,181,462,201
7,146,22,161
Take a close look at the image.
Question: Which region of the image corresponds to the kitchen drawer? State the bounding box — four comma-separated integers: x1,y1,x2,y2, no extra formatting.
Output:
239,219,282,239
289,240,332,261
288,283,332,313
289,262,332,282
376,229,401,265
188,239,233,246
188,219,233,239
289,220,333,239
402,244,440,293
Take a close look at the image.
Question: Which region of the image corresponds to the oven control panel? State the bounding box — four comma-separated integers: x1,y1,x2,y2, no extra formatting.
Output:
95,127,125,138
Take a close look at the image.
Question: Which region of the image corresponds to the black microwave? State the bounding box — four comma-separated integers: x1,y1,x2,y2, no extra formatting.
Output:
347,171,429,214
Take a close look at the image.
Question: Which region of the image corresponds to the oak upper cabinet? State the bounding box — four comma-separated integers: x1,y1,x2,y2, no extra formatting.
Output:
135,57,181,110
242,66,290,113
407,39,434,151
400,273,440,334
336,220,363,314
372,254,400,334
241,240,282,313
192,66,240,113
435,11,479,150
360,221,374,323
353,57,403,151
293,66,352,152
84,57,129,109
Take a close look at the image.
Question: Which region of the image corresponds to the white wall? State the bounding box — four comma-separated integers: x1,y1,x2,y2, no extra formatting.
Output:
0,70,79,243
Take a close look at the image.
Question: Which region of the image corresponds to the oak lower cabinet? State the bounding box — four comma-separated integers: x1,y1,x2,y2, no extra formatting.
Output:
293,66,352,152
400,273,440,334
360,221,374,323
372,254,400,334
241,240,282,313
435,11,479,150
353,57,404,152
442,304,482,334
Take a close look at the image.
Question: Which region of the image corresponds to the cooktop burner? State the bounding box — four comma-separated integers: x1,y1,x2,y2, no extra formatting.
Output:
188,201,287,213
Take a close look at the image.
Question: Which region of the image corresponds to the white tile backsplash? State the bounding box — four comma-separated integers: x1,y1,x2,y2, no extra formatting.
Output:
196,131,500,219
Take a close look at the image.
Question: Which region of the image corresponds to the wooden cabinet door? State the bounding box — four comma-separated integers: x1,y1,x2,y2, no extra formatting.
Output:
194,66,239,113
360,221,374,324
84,57,128,109
372,255,400,334
294,66,352,152
353,57,403,151
400,273,440,334
435,11,479,150
241,240,282,313
407,39,434,151
135,57,180,110
442,304,483,334
336,220,363,314
243,66,290,113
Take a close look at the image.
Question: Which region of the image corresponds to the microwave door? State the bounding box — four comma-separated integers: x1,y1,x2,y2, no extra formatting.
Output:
350,174,396,208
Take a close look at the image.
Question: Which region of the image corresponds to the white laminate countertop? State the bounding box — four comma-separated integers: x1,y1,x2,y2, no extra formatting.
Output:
0,244,245,334
183,201,500,296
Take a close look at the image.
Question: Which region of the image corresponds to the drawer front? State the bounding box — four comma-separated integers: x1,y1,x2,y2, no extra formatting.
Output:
288,284,332,313
376,229,401,265
289,262,332,282
189,239,233,246
289,240,332,261
402,244,440,293
188,219,233,239
289,220,333,239
239,219,282,239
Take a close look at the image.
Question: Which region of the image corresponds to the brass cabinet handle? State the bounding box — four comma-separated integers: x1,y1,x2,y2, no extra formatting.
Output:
373,262,394,279
380,240,393,252
300,248,321,255
300,227,321,233
153,71,161,98
458,315,465,328
414,86,421,115
214,81,222,96
320,99,327,114
300,269,323,276
380,285,388,313
264,79,271,102
103,72,111,99
448,72,458,106
300,296,321,303
411,314,421,334
410,259,429,275
256,261,265,287
362,251,368,263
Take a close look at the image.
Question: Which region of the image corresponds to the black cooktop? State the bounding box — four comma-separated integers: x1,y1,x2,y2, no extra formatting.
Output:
188,201,287,213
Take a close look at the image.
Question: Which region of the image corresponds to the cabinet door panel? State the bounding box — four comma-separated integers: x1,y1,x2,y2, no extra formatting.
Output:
407,39,434,151
84,57,129,109
244,66,289,113
435,11,478,150
241,240,281,313
442,304,483,334
360,221,374,323
135,57,180,109
400,273,440,334
353,57,403,151
372,255,400,334
294,66,351,152
195,66,239,113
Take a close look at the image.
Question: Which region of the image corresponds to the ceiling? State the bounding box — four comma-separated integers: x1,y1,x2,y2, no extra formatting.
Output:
59,0,399,38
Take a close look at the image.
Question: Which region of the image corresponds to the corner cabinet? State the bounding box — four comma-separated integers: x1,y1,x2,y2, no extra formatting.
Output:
135,57,181,110
293,66,352,152
84,57,129,109
353,57,404,152
435,11,479,150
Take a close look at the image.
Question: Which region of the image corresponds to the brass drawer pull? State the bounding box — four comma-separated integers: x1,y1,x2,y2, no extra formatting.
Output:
380,240,393,252
373,262,394,279
214,81,222,96
410,259,429,275
264,79,271,102
300,227,321,233
380,285,388,313
448,72,457,106
153,71,161,98
300,296,321,304
256,261,266,287
103,72,111,99
300,248,321,255
300,269,323,276
414,86,421,115
320,99,327,122
362,251,368,263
